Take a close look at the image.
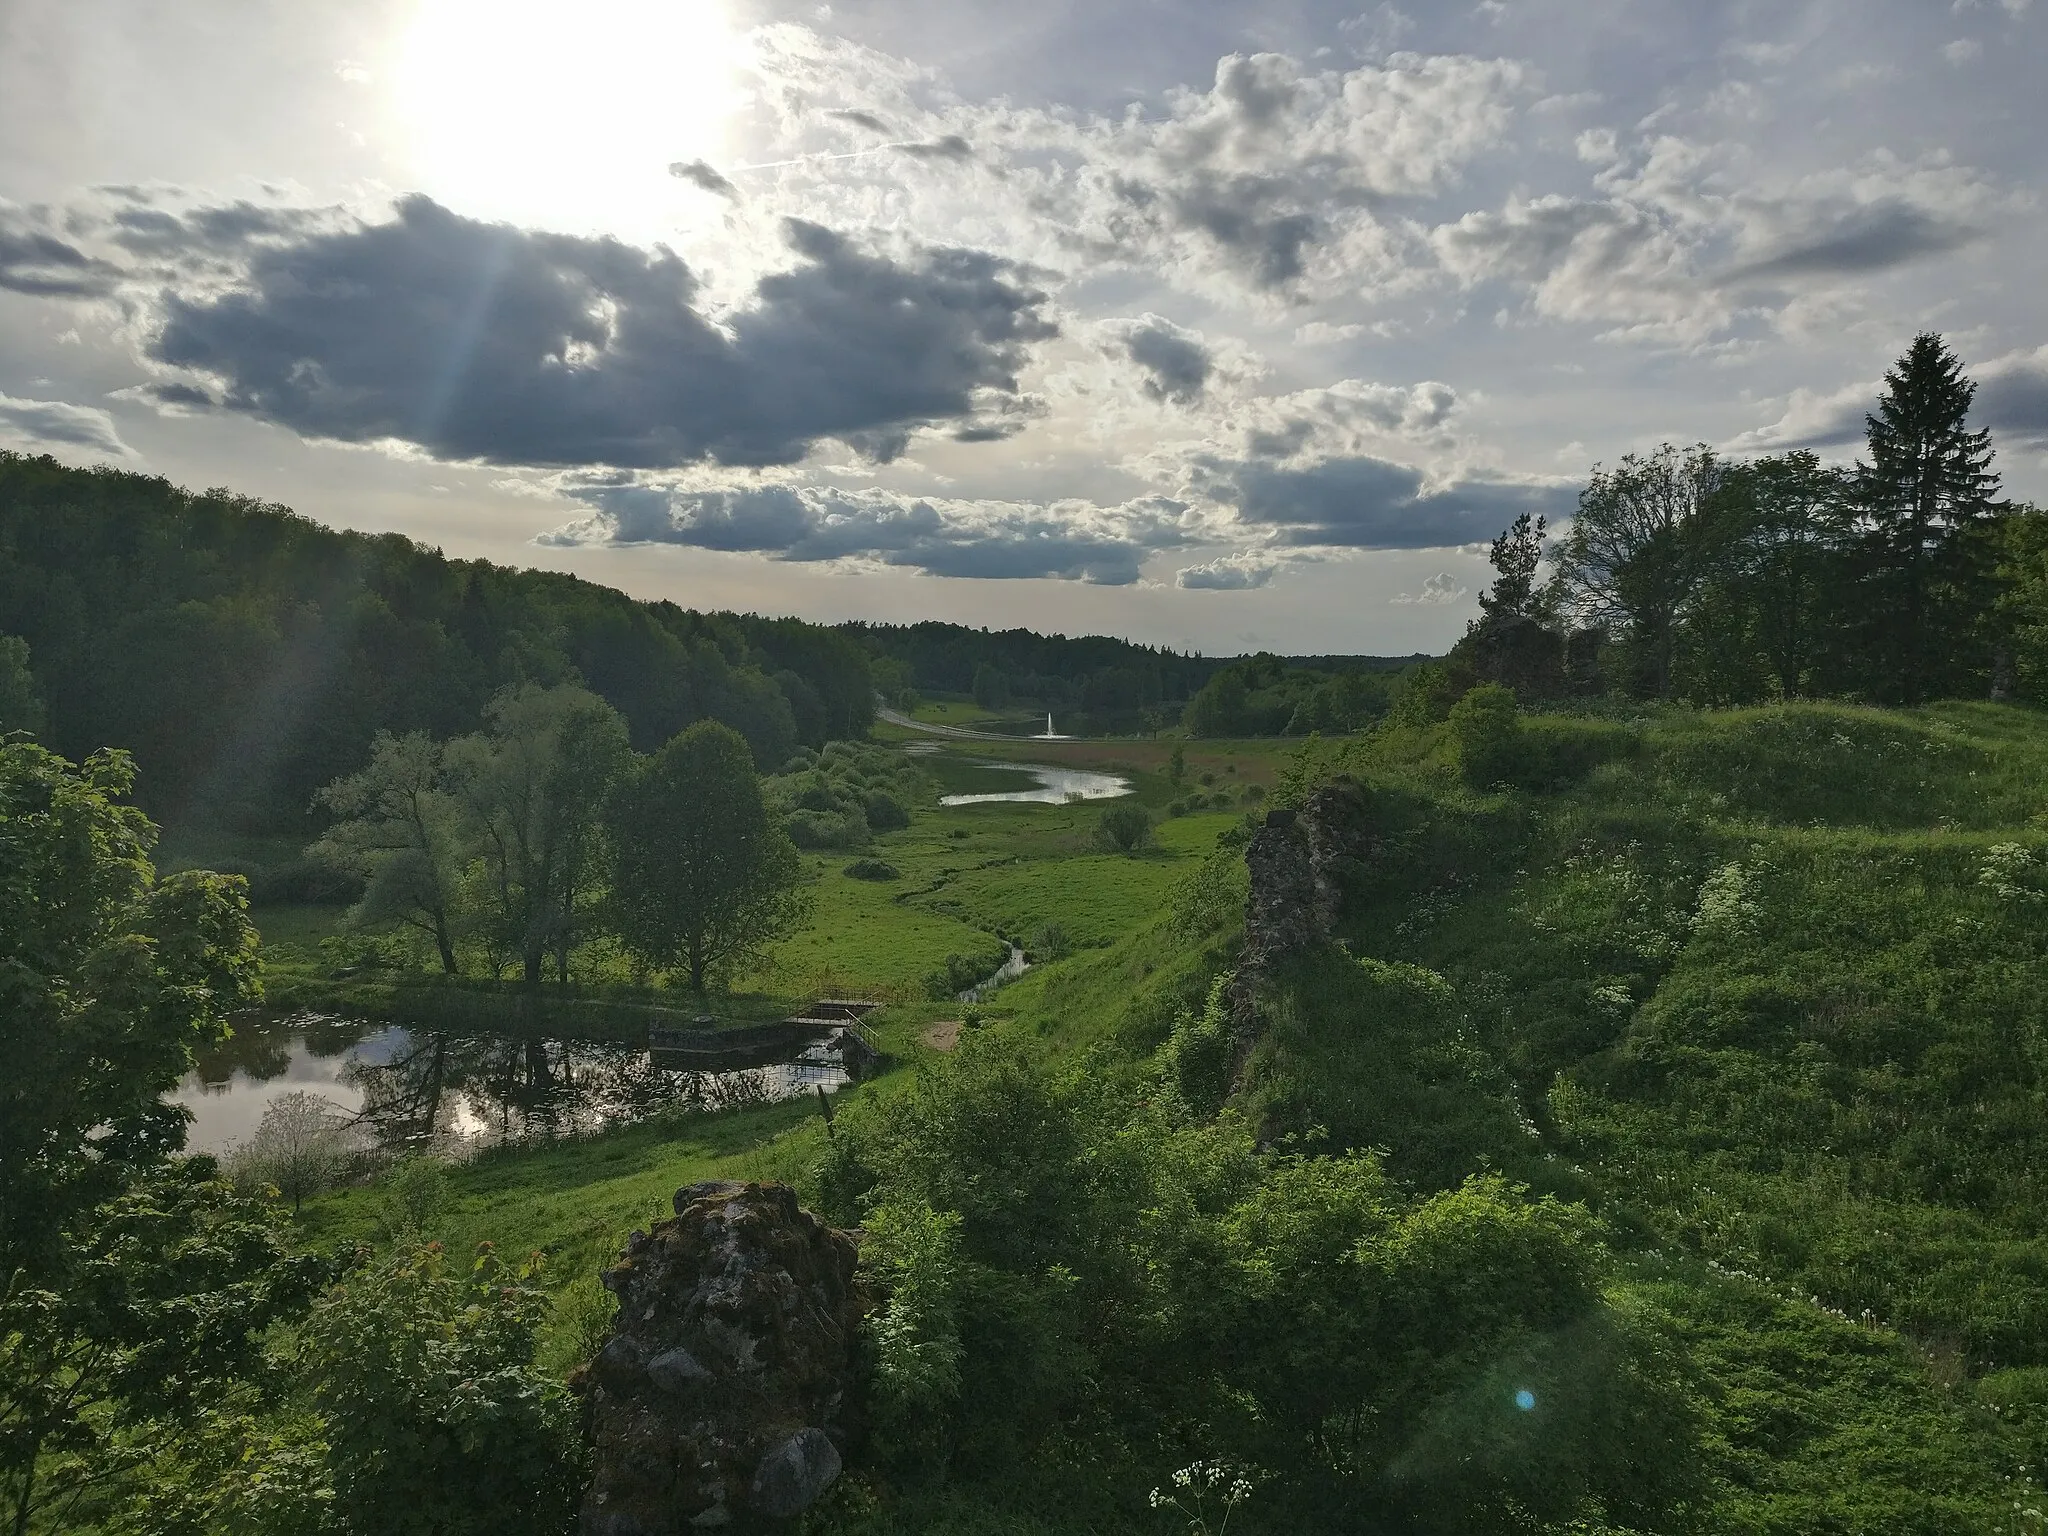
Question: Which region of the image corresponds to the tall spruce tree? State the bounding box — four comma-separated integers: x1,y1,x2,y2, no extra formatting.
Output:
1852,333,2002,702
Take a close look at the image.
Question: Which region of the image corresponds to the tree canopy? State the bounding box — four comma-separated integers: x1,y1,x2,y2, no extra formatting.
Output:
604,719,812,994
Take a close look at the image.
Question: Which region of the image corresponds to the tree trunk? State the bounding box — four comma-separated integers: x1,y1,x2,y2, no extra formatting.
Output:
1992,645,2014,702
433,914,459,975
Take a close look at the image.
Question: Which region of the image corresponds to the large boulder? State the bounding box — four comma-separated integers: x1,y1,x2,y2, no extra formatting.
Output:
576,1181,862,1533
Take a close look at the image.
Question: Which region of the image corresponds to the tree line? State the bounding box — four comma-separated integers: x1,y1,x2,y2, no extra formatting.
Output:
314,691,810,993
0,454,874,836
1452,334,2037,708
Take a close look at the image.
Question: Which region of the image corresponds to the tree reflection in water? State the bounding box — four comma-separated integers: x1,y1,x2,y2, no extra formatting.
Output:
183,1012,851,1153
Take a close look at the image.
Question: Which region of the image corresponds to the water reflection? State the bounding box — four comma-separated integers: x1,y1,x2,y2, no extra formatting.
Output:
938,762,1132,806
174,1012,852,1155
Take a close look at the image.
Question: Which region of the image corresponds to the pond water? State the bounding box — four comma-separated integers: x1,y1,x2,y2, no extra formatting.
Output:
172,1012,851,1155
938,761,1132,807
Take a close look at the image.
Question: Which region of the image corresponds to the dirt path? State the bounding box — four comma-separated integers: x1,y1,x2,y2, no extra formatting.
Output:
920,1019,962,1051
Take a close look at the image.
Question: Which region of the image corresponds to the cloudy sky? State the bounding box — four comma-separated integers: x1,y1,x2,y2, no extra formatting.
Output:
3,0,2045,654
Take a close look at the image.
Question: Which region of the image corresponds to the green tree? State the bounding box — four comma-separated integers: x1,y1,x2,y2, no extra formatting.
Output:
1168,742,1187,787
1850,332,2003,701
0,740,321,1535
1466,514,1564,698
453,684,630,988
300,1242,582,1536
1,1163,326,1536
604,720,812,996
1715,451,1852,699
0,636,42,737
1448,683,1525,789
0,740,259,1284
313,730,469,974
971,663,1010,711
1550,444,1726,698
1477,513,1545,624
1184,670,1250,737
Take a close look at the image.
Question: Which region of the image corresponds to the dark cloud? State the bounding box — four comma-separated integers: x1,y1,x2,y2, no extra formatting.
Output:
1721,199,1980,284
0,212,119,297
1194,451,1573,548
668,160,739,198
1114,314,1212,404
148,196,1056,469
827,109,892,134
107,207,190,254
539,482,1184,584
897,134,973,161
0,393,131,455
1975,348,2048,447
145,381,218,409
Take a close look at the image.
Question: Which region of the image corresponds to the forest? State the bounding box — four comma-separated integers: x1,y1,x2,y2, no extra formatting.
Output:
7,332,2048,1535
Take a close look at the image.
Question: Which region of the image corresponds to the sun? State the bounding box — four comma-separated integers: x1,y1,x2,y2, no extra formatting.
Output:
392,0,746,239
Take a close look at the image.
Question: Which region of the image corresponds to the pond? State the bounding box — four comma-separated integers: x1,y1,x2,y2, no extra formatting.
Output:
937,761,1133,807
172,1011,853,1155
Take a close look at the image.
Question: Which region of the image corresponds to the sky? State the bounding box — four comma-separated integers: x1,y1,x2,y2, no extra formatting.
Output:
2,0,2045,656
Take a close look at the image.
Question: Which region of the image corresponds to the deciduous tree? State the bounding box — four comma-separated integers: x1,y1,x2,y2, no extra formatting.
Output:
313,730,468,973
1549,444,1726,699
604,720,811,996
452,684,630,988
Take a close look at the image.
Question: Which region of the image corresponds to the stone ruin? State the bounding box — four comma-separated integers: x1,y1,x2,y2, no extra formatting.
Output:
576,1181,862,1532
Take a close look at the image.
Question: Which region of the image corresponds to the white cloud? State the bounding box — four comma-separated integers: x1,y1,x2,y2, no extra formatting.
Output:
1391,571,1469,604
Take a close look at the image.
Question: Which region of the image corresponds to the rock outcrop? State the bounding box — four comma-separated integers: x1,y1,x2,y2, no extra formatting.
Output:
577,1181,861,1533
1231,779,1377,1058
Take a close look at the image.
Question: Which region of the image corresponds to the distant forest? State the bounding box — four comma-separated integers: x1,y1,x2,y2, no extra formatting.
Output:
0,456,1429,834
0,453,874,836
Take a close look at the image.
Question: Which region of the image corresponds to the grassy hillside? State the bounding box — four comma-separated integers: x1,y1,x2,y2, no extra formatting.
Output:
290,702,2048,1532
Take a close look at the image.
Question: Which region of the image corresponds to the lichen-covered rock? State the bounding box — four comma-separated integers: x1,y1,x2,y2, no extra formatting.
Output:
576,1181,861,1533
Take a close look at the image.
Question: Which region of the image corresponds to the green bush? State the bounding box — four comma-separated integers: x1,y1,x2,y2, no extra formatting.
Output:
300,1243,583,1536
1095,803,1153,854
844,858,902,881
865,791,912,831
924,944,1011,1000
787,807,869,850
1449,683,1526,789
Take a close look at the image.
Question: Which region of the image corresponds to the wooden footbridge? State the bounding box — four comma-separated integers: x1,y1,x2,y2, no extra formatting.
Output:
648,999,880,1071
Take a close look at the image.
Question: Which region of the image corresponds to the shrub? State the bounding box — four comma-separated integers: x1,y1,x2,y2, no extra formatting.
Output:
844,858,901,881
301,1243,583,1536
381,1155,452,1239
923,945,1009,1000
1028,921,1071,962
1449,683,1526,789
1166,973,1236,1112
864,791,911,831
1096,803,1153,854
786,808,869,850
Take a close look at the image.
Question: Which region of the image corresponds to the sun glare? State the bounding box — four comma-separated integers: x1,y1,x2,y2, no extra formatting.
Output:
393,0,745,239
